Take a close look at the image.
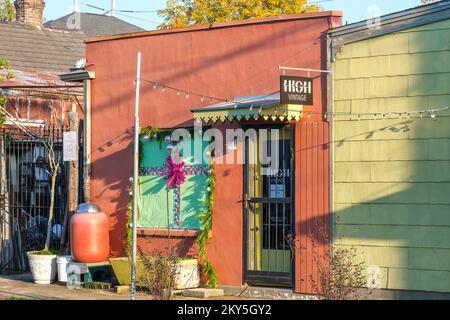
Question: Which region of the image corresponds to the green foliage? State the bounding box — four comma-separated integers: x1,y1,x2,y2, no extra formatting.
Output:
126,196,133,257
140,127,173,142
0,0,15,22
129,127,172,255
31,249,60,256
197,165,218,288
0,98,6,126
3,296,31,300
137,126,218,287
3,132,12,144
1,57,13,127
158,0,320,29
139,127,173,161
139,126,196,160
0,58,10,71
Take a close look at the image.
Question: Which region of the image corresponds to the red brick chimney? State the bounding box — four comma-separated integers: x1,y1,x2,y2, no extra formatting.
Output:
14,0,45,29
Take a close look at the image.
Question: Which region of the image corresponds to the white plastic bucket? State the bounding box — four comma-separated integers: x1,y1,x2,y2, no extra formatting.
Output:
57,256,73,282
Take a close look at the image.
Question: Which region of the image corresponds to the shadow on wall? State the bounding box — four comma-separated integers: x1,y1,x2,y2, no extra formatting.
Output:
332,113,450,293
330,29,450,294
90,127,133,257
88,119,236,258
92,22,325,115
87,18,332,259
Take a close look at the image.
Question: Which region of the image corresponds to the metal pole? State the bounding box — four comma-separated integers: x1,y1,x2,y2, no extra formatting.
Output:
83,79,92,203
111,0,116,16
73,0,79,12
131,52,141,301
279,66,332,74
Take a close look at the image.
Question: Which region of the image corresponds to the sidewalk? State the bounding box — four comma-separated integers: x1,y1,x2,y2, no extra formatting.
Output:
3,274,448,301
0,274,141,300
0,274,244,300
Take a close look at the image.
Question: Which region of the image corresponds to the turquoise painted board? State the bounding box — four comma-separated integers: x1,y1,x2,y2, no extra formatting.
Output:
138,136,210,230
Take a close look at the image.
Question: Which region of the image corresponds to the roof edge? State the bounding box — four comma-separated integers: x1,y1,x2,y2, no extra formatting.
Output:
0,21,85,36
44,12,145,32
329,0,450,46
85,11,343,44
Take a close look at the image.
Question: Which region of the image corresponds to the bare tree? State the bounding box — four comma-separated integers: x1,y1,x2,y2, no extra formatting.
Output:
299,221,368,300
43,139,60,251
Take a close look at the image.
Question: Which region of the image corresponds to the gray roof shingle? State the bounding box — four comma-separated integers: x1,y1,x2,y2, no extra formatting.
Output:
44,12,144,37
0,21,85,73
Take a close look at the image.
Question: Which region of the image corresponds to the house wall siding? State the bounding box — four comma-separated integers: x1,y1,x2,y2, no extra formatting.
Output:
333,19,450,293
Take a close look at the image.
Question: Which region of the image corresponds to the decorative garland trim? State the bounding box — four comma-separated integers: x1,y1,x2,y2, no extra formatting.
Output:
197,165,218,288
130,126,218,287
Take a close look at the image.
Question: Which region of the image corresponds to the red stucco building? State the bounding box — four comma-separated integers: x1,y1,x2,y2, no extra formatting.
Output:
85,11,342,294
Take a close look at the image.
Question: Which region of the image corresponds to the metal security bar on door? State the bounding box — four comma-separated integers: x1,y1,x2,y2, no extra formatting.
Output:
243,125,295,286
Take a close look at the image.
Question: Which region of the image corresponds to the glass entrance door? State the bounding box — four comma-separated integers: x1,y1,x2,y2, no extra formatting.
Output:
244,125,294,286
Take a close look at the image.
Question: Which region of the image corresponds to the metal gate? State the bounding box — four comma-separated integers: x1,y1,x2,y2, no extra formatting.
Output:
0,126,67,272
243,125,295,287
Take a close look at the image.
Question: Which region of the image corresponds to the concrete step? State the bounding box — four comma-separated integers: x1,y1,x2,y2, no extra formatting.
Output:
219,285,318,300
182,288,225,299
114,285,130,294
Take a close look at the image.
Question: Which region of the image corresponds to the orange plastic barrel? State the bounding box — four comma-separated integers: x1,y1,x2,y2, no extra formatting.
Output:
71,203,110,263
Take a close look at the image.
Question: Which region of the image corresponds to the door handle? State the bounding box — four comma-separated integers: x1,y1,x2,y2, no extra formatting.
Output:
250,226,260,232
243,193,250,210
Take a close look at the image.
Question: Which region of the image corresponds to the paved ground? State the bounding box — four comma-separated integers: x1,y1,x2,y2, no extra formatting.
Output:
0,274,243,300
5,274,445,301
0,274,142,300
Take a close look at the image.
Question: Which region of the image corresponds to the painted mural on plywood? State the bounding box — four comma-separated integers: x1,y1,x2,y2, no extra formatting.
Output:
138,137,211,230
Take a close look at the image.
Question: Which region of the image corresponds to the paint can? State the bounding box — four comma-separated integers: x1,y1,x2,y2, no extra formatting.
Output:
57,255,73,282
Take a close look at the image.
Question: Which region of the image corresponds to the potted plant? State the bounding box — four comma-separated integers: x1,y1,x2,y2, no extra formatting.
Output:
27,140,60,284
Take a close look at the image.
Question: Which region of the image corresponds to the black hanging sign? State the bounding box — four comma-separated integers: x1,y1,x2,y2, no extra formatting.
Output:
280,76,313,105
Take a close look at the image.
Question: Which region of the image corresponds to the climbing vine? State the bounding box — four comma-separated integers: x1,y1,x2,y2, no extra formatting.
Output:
139,127,173,161
136,126,218,287
0,57,14,127
0,2,14,126
126,195,133,257
140,126,173,142
197,165,218,288
126,127,170,257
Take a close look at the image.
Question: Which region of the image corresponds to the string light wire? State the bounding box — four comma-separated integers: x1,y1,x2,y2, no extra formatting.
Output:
141,78,449,121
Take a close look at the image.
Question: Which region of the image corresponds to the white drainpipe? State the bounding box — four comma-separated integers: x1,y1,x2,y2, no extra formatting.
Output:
83,79,92,202
58,69,95,203
73,0,79,12
111,0,116,17
327,33,335,249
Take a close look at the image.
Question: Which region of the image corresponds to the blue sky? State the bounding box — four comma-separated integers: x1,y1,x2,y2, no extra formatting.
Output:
43,0,424,30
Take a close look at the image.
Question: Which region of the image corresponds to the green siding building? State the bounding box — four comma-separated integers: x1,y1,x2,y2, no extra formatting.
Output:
329,1,450,293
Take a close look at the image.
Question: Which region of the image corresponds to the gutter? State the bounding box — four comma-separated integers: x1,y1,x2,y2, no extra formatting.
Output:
59,69,96,202
83,77,93,202
329,0,450,48
85,11,343,44
326,33,335,255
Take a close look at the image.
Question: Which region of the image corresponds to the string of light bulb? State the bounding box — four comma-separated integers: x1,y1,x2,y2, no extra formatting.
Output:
141,78,449,121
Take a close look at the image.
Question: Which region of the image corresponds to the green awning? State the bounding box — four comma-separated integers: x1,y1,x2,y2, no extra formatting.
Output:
191,93,304,123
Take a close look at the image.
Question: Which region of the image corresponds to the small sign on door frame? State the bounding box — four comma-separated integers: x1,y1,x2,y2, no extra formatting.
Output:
63,131,78,162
